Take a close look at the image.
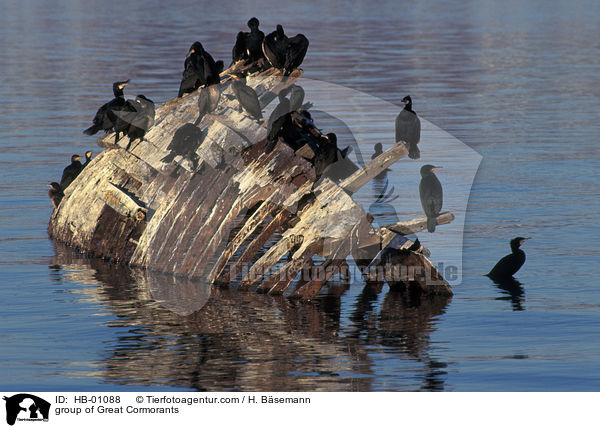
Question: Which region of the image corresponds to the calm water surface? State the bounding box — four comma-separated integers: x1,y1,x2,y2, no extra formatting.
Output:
1,0,599,391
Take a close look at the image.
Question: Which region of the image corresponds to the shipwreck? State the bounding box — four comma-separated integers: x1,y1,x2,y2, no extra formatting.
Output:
48,64,454,302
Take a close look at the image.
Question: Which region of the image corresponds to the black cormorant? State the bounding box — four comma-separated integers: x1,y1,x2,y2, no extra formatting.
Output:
396,95,421,160
232,17,265,64
263,25,288,70
83,80,130,136
125,95,156,149
371,142,391,179
47,182,64,208
178,42,219,97
283,34,309,76
231,74,262,120
195,84,221,125
288,84,308,111
60,154,83,189
419,164,443,232
267,92,291,135
83,150,93,167
486,237,531,280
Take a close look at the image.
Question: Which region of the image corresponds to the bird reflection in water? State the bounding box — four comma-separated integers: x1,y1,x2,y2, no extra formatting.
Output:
490,276,526,311
49,242,451,391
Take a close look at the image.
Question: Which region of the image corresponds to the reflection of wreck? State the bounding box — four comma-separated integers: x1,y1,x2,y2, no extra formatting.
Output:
48,64,453,300
51,242,451,391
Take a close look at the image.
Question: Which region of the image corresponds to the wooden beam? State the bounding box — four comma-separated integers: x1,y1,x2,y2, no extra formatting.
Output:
340,142,408,194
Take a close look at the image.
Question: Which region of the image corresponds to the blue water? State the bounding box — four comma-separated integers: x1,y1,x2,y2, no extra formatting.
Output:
1,0,599,391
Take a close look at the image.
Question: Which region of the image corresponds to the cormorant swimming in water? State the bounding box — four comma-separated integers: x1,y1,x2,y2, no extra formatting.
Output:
486,237,531,280
161,123,203,169
83,80,130,136
395,95,421,160
232,18,265,64
231,74,262,120
419,164,443,232
60,154,83,189
178,42,220,98
47,182,64,208
263,25,289,70
283,33,309,76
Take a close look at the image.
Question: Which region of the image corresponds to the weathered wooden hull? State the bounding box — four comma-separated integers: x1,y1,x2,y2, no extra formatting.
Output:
49,65,453,300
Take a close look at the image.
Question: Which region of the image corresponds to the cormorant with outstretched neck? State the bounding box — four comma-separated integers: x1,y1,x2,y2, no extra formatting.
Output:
60,154,83,189
83,80,130,136
487,237,531,279
178,42,220,97
419,165,443,232
232,17,265,64
263,25,288,70
47,182,64,208
396,95,421,159
231,74,262,120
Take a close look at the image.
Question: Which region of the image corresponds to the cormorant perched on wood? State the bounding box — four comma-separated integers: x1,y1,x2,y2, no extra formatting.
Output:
419,165,443,232
178,42,220,97
125,95,156,150
486,237,531,280
231,74,262,120
371,142,391,179
83,80,130,136
267,92,291,135
288,84,312,111
396,95,421,160
60,154,83,189
47,182,64,208
263,25,288,70
283,33,309,76
161,123,203,169
232,17,265,64
83,150,93,167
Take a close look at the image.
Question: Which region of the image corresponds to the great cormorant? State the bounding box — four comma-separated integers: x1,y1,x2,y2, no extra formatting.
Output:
232,17,265,64
263,25,288,70
47,182,64,208
419,165,443,232
126,95,156,149
486,237,531,279
60,154,83,189
283,34,309,76
267,92,291,135
83,150,93,167
231,74,262,120
396,95,421,160
83,80,130,136
178,42,220,97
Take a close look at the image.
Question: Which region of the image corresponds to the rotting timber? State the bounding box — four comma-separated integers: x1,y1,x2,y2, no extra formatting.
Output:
48,64,454,302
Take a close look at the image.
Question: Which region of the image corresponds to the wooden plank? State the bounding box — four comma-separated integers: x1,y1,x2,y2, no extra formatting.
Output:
383,212,455,235
340,142,408,194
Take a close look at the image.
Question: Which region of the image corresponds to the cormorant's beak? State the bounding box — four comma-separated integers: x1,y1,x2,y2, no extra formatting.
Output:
186,49,194,58
47,183,53,188
118,80,130,90
432,166,443,171
520,238,531,244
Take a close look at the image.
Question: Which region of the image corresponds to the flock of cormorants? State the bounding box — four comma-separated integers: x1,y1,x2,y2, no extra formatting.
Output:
47,17,529,282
